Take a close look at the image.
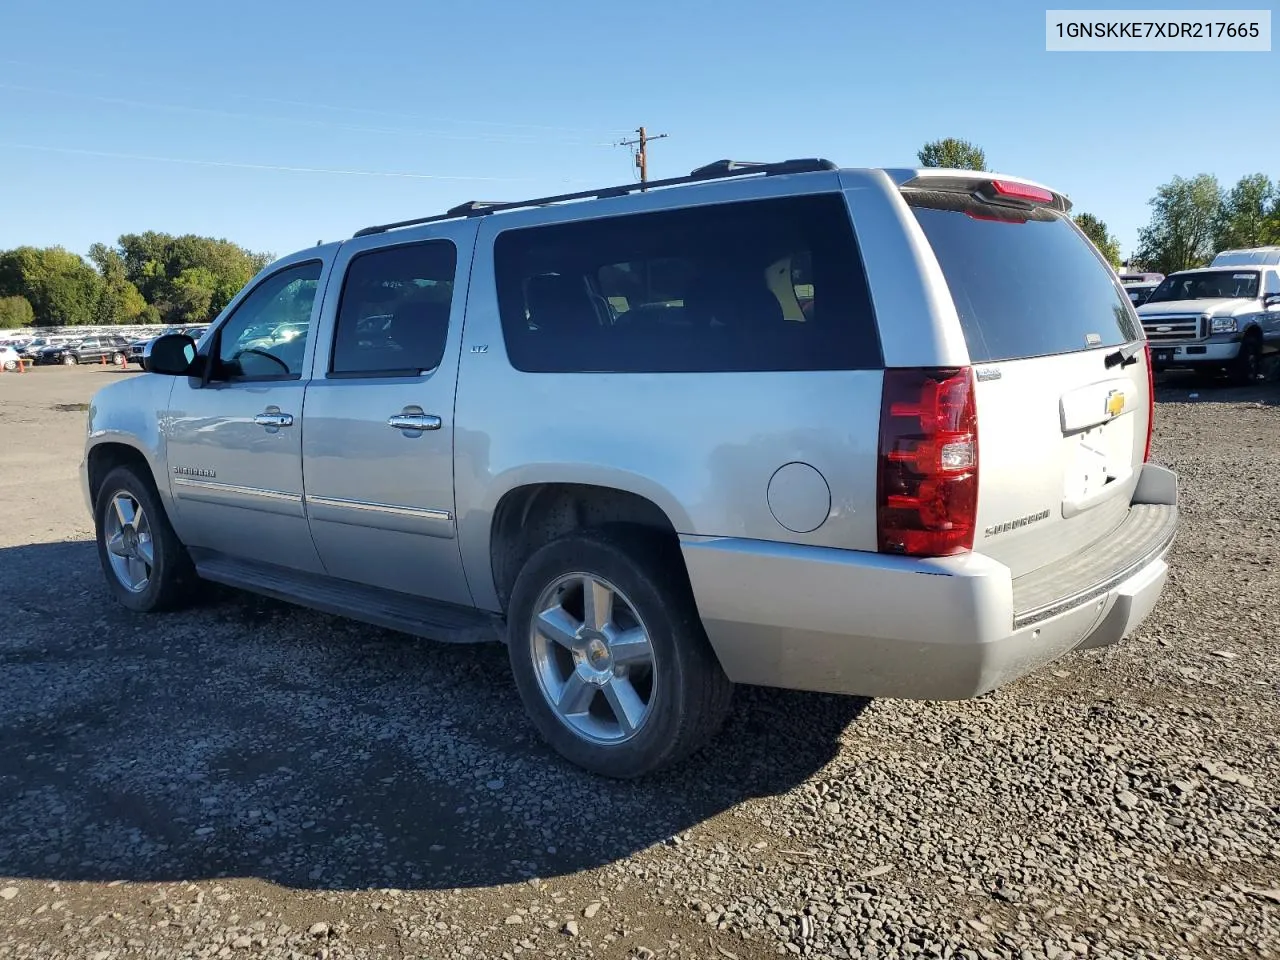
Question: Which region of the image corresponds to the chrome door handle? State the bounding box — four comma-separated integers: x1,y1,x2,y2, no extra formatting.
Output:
253,412,294,427
387,413,442,431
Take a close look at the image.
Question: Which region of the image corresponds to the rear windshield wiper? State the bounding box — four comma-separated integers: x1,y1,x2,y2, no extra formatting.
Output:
1104,341,1145,369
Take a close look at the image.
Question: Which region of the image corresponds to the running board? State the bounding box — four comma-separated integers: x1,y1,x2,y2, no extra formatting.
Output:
191,551,504,645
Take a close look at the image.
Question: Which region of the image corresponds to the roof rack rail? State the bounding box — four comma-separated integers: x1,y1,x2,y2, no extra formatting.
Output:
445,200,504,216
352,157,838,238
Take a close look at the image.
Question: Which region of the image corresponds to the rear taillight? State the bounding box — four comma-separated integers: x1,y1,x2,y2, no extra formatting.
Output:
1143,341,1154,462
877,367,979,557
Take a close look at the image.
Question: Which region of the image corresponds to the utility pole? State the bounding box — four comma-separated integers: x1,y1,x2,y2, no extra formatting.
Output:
619,126,668,188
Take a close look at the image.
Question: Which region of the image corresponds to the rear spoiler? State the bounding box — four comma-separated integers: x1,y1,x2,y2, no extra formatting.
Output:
883,168,1072,215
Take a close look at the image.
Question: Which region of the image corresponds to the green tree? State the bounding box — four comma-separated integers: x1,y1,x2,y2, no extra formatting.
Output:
88,242,150,324
1073,213,1122,268
170,266,218,323
110,232,271,324
1213,173,1276,252
1265,197,1280,246
0,295,34,328
1134,174,1222,275
97,279,150,325
917,138,987,171
0,246,106,325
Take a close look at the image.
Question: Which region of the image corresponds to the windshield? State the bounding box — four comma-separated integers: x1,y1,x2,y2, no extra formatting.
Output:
904,190,1138,362
1146,271,1259,303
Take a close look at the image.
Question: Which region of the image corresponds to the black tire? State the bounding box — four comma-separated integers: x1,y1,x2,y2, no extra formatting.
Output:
94,464,196,613
111,352,126,365
1230,334,1262,386
62,354,76,366
506,529,733,779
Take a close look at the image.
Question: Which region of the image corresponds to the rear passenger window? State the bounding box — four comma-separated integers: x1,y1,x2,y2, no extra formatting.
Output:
330,241,457,377
493,194,880,373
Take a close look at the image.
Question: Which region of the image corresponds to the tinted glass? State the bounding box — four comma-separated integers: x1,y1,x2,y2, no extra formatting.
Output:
215,261,322,379
494,194,881,373
906,191,1139,362
330,241,456,376
1146,270,1259,304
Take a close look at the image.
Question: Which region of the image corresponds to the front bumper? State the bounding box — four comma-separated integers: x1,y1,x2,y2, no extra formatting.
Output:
680,464,1178,700
1150,339,1241,367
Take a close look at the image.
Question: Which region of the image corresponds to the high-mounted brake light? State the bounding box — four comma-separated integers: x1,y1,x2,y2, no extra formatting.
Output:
965,210,1030,224
877,368,979,557
989,179,1054,205
1143,342,1155,463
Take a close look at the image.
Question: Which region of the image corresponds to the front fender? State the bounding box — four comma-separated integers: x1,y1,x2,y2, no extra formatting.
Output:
83,375,176,515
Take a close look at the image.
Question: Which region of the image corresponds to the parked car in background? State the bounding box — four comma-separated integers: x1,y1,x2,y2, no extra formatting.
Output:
0,344,19,371
37,335,133,366
1211,247,1280,268
1138,265,1280,381
82,158,1178,778
1125,281,1160,307
240,321,307,354
1119,272,1164,284
18,336,68,360
128,338,151,367
130,326,210,369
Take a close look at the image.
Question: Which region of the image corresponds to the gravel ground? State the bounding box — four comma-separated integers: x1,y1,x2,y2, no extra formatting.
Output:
1,364,1277,960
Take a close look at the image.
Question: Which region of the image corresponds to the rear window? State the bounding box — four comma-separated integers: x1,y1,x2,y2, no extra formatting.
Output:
493,194,881,374
905,191,1139,363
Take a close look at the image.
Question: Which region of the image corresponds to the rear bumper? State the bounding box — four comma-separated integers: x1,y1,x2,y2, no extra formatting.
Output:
680,464,1178,700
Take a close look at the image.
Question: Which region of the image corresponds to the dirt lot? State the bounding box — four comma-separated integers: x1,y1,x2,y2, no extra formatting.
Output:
1,364,1277,960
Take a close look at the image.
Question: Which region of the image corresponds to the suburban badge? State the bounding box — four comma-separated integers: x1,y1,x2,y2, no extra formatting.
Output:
173,465,216,479
983,509,1051,538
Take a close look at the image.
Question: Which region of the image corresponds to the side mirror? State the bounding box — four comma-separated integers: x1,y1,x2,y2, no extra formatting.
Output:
1265,293,1280,308
144,334,199,376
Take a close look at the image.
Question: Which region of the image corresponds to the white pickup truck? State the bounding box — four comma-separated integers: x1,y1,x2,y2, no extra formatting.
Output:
1137,263,1280,383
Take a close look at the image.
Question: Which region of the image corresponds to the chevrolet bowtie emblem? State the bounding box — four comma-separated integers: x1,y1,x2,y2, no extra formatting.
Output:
1105,390,1125,418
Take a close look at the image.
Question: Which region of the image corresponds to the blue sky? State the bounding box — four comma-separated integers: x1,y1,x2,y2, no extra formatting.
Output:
1,0,1276,262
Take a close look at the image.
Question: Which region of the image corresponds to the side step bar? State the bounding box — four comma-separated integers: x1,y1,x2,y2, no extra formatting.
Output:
191,551,504,645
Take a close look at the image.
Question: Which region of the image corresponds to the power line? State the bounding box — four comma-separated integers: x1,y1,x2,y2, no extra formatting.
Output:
0,60,626,138
0,142,583,182
618,126,669,186
0,84,619,147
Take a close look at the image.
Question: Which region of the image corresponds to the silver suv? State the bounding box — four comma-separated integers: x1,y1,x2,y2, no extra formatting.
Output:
82,159,1179,778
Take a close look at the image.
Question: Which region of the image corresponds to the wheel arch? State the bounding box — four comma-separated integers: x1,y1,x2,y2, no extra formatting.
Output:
484,480,688,615
86,439,165,510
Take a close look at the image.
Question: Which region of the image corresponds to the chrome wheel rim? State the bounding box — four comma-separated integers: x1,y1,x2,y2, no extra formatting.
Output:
103,491,154,593
530,573,657,744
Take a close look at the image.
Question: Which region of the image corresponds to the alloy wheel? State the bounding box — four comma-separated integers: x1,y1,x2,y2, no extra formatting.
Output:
529,573,657,744
103,491,154,593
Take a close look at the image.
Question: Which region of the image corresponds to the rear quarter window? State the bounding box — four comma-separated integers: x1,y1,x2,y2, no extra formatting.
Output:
493,194,882,374
906,191,1139,363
